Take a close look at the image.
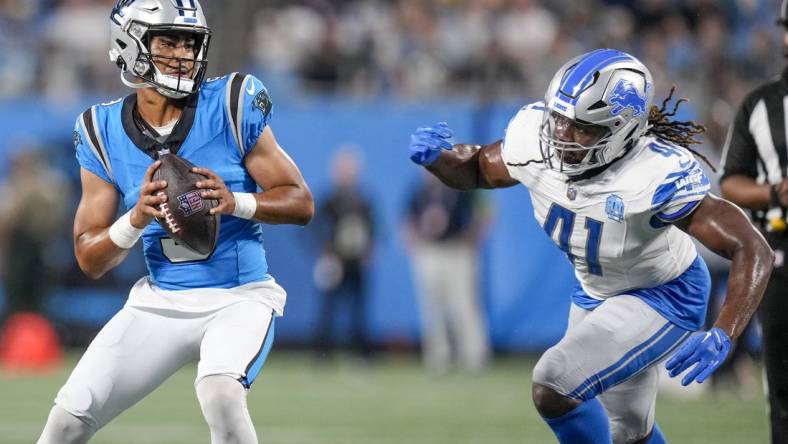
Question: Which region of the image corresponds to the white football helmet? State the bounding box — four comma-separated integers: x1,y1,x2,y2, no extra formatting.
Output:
109,0,211,99
539,49,654,176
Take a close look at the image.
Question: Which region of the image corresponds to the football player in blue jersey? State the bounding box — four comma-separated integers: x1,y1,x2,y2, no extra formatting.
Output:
409,49,773,443
37,1,313,443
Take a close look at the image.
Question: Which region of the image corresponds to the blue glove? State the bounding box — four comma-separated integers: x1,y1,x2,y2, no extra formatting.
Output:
409,122,454,165
665,327,731,386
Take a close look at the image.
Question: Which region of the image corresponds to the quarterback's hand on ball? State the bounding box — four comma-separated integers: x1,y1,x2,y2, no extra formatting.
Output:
409,122,454,165
665,327,731,386
130,160,167,228
193,167,234,215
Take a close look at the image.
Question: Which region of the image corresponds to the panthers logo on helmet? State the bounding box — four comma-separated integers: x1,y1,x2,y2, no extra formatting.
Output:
609,79,647,117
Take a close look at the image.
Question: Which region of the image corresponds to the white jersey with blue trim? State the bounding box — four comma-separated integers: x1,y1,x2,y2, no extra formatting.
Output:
73,72,277,294
501,102,710,300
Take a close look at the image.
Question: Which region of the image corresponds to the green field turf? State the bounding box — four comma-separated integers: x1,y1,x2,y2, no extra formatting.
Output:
0,351,769,443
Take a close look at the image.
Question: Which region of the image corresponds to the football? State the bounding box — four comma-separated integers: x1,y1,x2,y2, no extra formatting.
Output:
152,153,219,256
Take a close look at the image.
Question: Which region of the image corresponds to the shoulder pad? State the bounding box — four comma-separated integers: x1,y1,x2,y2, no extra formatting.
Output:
225,72,249,156
78,106,114,181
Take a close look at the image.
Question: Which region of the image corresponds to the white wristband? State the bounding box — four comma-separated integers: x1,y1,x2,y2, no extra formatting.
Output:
232,192,257,220
108,210,144,249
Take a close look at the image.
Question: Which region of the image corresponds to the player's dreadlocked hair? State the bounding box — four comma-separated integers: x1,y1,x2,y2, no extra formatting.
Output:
646,86,716,172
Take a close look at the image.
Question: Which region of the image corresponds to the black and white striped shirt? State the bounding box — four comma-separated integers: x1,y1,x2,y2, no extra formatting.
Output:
721,71,788,230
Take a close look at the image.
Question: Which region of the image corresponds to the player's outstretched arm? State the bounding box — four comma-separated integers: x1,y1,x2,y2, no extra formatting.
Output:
74,162,167,279
409,122,518,190
665,194,774,385
226,126,314,225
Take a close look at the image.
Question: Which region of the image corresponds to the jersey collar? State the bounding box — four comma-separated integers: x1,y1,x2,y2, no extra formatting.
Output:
121,92,199,159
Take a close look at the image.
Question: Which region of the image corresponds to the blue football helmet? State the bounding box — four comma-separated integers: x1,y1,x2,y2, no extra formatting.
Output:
539,49,654,176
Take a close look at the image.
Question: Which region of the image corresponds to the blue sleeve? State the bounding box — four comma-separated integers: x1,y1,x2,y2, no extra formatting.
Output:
73,118,113,184
239,75,273,155
650,157,710,223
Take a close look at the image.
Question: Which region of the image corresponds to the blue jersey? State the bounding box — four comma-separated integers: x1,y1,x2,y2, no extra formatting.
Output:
74,73,274,290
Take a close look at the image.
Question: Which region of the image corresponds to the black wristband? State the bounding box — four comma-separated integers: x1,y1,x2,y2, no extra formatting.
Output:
771,184,781,208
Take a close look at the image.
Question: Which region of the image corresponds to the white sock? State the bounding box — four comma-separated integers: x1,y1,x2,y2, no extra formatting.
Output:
196,375,258,444
37,405,95,444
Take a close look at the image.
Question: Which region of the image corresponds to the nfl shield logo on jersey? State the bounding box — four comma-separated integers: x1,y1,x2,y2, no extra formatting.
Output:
605,194,625,222
177,190,204,217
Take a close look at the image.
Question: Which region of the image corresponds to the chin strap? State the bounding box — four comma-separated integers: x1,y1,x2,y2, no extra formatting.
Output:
119,66,194,99
152,64,194,98
120,70,150,90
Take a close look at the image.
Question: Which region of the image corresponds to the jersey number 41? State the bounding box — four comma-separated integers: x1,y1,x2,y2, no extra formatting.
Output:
543,203,604,276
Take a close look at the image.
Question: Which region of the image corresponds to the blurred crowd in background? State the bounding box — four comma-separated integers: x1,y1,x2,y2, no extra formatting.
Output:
1,0,783,147
0,0,781,386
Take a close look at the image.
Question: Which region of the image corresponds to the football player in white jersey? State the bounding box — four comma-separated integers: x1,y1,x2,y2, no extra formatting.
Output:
408,49,774,443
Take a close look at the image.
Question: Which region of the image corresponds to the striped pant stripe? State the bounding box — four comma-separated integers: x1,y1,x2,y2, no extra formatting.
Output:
568,323,690,400
238,314,276,389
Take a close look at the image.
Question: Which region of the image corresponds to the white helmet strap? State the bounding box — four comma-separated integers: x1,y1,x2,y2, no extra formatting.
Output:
119,67,194,99
151,63,194,99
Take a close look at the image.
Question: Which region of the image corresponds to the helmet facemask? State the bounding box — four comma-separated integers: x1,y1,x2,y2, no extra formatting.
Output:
138,28,209,99
539,111,613,175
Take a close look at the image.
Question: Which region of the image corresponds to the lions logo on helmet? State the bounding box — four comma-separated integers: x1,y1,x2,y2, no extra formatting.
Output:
609,79,647,117
109,0,212,99
539,49,655,176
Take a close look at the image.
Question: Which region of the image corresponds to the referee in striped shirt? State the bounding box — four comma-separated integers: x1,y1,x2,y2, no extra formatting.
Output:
720,2,788,442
